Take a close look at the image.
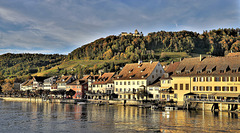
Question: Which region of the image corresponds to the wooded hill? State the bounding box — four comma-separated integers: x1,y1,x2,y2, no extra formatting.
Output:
68,28,240,61
0,53,66,79
0,28,239,81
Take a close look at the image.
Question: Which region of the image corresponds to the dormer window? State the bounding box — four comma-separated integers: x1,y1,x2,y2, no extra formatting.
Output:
141,68,146,72
197,70,202,74
220,70,224,73
232,69,237,73
138,64,143,68
176,71,181,74
142,74,147,78
207,70,212,73
129,69,133,73
164,73,169,78
129,74,135,78
185,70,190,74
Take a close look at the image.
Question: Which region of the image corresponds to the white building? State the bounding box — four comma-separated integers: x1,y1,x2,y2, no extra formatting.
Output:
43,76,58,91
114,61,164,100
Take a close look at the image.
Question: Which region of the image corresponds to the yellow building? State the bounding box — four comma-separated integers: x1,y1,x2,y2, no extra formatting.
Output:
171,54,240,106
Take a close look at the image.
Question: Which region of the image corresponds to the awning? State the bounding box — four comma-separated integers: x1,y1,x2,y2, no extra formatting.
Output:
211,93,240,97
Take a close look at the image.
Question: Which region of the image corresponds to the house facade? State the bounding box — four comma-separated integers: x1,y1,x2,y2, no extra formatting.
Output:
172,54,240,105
114,61,164,100
56,75,75,90
43,76,58,91
89,72,115,100
66,79,88,99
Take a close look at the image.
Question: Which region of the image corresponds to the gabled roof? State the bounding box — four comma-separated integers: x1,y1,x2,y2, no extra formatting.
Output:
161,62,180,79
172,55,240,77
92,73,115,85
56,75,73,83
22,79,33,86
115,61,160,80
67,79,87,85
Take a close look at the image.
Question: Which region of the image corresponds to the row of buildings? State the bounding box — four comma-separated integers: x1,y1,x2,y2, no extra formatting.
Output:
20,53,240,105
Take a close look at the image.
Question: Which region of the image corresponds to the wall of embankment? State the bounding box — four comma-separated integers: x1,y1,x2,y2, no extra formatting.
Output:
0,97,79,104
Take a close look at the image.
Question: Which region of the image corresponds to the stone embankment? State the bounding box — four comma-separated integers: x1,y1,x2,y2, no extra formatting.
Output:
0,97,84,104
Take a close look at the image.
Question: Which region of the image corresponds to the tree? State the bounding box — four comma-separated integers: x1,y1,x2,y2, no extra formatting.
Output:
1,82,13,94
66,89,76,99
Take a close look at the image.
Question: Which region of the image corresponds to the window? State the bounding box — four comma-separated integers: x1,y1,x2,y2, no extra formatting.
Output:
193,77,198,82
149,88,153,91
230,86,237,91
162,95,165,98
238,77,240,82
214,86,221,91
152,75,154,79
128,81,130,85
137,81,139,85
116,82,118,85
206,77,212,82
200,86,205,91
156,69,158,73
220,70,224,73
193,86,198,91
180,84,183,90
124,82,126,85
222,86,229,91
120,95,122,98
222,77,228,82
174,84,178,90
230,77,237,82
120,88,122,92
124,88,126,92
185,84,189,90
206,86,212,91
162,80,166,84
174,94,178,98
168,80,171,84
160,70,162,73
155,87,159,91
156,95,159,98
120,82,122,85
142,81,144,85
214,77,220,82
199,77,205,82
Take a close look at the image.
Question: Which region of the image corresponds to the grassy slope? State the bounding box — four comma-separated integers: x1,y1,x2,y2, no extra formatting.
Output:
33,59,130,76
33,52,193,77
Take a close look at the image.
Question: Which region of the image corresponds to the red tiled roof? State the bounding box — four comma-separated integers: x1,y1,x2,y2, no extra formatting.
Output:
92,72,115,85
161,62,180,79
115,61,160,80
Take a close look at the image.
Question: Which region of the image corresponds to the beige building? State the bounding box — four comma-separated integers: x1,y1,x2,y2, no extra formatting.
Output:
171,54,240,105
114,61,164,100
88,72,115,100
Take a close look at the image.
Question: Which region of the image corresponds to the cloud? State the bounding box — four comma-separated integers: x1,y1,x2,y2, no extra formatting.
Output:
0,0,239,55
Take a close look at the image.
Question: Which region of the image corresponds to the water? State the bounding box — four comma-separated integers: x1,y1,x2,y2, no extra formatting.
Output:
0,100,239,133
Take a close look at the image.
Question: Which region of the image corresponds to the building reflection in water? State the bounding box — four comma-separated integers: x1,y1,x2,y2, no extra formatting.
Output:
1,101,239,133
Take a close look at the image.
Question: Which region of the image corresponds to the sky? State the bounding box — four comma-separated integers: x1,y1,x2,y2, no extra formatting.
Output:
0,0,239,55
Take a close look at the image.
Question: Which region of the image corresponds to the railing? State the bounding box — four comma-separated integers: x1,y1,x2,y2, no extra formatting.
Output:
186,98,240,103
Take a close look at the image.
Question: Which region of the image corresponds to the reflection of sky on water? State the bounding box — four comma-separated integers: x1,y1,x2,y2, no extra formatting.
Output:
0,101,239,132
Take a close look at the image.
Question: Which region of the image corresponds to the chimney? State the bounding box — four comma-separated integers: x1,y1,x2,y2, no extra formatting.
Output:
200,54,202,61
150,60,153,64
180,58,182,62
138,60,142,65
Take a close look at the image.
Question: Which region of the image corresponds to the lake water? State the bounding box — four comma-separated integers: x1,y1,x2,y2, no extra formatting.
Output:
0,100,239,133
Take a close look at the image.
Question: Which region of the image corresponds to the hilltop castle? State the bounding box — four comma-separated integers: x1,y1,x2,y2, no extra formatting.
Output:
120,29,143,37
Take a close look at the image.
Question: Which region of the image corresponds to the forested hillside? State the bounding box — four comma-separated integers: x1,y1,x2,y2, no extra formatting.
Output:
0,53,66,79
68,28,240,61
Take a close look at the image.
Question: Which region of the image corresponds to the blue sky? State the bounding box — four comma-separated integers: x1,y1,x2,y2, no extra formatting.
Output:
0,0,239,55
